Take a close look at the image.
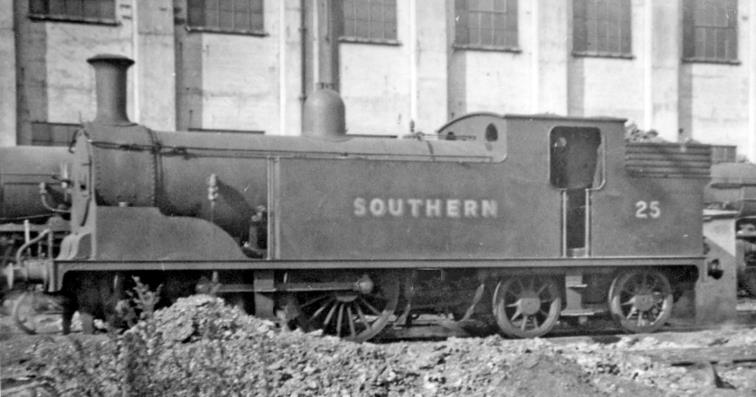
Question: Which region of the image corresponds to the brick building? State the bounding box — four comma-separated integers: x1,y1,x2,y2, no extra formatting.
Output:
0,0,754,159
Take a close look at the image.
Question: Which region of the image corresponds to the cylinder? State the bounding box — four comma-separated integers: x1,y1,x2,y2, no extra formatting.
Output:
87,54,134,125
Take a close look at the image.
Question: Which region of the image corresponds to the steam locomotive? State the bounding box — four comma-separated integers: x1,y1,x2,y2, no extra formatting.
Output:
0,146,70,285
704,162,756,297
2,54,738,340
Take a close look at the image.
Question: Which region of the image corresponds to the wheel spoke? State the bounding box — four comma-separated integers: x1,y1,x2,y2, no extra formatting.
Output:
359,297,381,315
520,315,529,331
346,306,356,337
625,307,638,320
536,283,549,296
355,304,369,327
620,296,635,307
311,298,334,320
510,305,523,321
323,302,338,326
300,294,329,309
336,304,344,337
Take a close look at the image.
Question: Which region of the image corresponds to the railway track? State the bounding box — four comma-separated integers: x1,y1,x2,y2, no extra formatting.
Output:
5,292,756,340
377,296,756,341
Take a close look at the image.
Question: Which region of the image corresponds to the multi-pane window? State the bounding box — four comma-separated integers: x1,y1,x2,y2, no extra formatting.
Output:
342,0,397,41
29,0,115,21
683,0,737,61
454,0,518,48
573,0,631,56
187,0,264,33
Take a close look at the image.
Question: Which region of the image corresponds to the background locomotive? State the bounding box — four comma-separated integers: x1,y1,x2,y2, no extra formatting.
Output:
0,146,69,291
4,54,737,340
703,162,756,298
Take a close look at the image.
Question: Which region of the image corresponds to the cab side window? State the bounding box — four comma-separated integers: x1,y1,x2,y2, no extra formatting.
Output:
550,127,602,190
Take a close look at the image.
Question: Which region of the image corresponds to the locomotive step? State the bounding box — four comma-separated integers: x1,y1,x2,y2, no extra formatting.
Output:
560,308,607,317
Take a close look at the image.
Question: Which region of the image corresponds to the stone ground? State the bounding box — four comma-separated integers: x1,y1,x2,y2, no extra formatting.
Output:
0,294,755,396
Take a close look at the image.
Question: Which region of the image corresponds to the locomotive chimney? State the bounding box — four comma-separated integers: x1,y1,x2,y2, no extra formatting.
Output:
302,85,346,138
87,54,134,125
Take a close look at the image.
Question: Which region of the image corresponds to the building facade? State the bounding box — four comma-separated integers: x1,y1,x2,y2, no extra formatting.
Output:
1,0,754,158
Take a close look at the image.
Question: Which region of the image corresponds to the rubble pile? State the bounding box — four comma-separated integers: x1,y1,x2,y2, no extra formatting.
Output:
379,337,655,396
10,296,756,396
556,330,756,394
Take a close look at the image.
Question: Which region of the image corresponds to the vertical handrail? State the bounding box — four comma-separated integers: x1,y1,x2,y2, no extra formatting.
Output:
584,189,591,257
561,190,568,257
23,219,30,245
47,229,54,259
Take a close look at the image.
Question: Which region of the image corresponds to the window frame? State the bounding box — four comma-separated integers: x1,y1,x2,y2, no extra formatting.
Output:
453,0,520,52
186,0,266,36
28,0,118,25
340,0,399,45
683,0,739,64
187,127,265,135
548,126,605,191
572,0,633,59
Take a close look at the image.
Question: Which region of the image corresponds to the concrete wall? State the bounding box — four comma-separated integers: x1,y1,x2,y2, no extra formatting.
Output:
339,1,411,136
569,0,646,127
43,9,132,124
135,0,176,130
413,0,448,134
680,0,753,157
176,0,301,135
4,0,756,158
448,0,533,118
0,0,16,146
534,0,569,115
12,0,176,144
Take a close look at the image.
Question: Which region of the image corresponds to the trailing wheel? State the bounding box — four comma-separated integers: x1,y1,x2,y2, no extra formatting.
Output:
294,275,399,342
608,269,673,333
492,275,561,338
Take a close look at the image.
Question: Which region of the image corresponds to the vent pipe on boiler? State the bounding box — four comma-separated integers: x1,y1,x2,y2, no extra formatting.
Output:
87,54,134,125
302,85,346,138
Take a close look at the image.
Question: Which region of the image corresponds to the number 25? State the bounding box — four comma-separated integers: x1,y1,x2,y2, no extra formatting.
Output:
635,200,660,219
